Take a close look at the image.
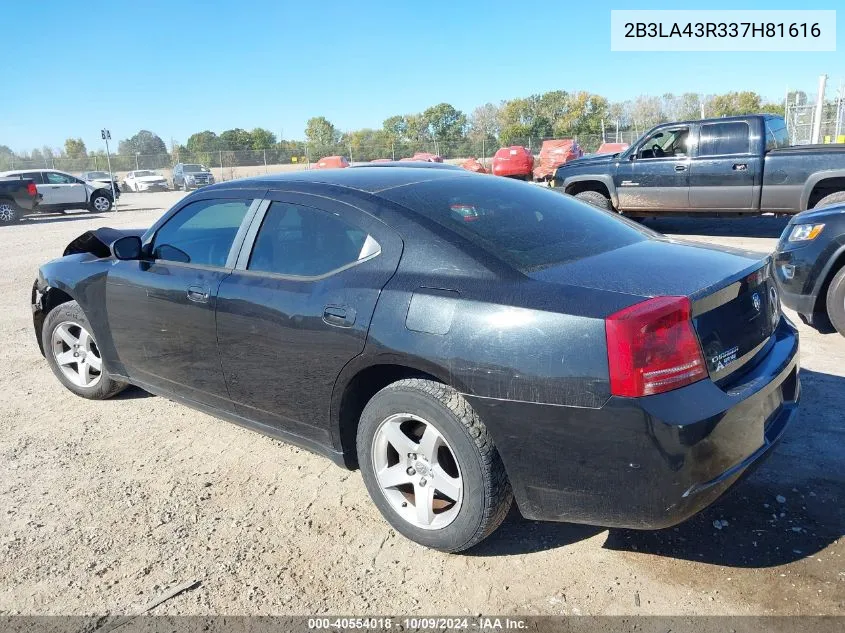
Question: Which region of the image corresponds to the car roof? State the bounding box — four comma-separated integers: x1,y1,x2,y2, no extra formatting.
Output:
212,166,473,194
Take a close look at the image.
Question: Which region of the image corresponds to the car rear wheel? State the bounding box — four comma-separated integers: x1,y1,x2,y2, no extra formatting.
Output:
825,266,845,337
42,300,128,399
357,378,513,552
90,192,113,213
0,199,19,224
574,190,613,210
813,191,845,209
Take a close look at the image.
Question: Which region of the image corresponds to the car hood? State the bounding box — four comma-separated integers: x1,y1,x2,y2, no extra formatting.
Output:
529,237,764,300
556,153,619,170
63,227,147,258
788,203,845,224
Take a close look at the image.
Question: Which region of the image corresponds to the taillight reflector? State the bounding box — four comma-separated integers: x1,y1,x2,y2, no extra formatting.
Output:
605,296,707,397
27,182,37,196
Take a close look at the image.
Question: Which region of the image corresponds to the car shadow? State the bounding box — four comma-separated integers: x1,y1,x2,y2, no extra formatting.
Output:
19,213,106,225
113,385,154,400
470,369,844,567
647,215,791,239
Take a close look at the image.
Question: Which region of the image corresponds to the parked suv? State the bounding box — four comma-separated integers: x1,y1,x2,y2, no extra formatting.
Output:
172,163,214,190
0,169,115,213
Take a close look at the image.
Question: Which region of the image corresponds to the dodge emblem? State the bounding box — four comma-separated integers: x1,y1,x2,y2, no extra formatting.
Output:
752,292,761,312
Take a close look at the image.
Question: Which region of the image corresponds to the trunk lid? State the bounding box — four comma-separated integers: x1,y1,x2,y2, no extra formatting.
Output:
529,238,779,380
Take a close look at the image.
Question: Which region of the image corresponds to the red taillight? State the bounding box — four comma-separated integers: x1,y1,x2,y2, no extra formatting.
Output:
605,296,707,397
27,182,37,196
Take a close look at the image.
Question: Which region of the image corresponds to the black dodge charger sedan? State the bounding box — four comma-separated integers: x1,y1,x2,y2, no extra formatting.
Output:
32,167,800,552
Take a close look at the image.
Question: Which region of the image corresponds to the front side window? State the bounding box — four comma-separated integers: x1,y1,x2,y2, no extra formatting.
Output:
699,122,751,156
247,203,374,277
151,198,252,267
44,172,77,184
638,127,690,159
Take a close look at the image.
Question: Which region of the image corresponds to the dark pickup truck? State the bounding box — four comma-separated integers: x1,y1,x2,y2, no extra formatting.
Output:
555,114,845,217
0,177,40,224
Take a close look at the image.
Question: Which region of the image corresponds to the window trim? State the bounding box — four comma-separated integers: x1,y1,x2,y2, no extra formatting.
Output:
234,198,381,281
697,121,753,158
635,125,691,161
146,197,263,270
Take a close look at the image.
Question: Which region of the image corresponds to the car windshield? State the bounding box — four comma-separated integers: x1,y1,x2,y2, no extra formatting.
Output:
381,176,648,273
134,170,156,177
183,164,205,173
86,172,110,179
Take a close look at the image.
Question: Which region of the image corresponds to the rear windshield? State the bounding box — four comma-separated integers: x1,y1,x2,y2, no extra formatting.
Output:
381,177,648,272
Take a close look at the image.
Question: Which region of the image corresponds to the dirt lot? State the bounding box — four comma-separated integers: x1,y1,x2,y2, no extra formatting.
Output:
1,192,843,616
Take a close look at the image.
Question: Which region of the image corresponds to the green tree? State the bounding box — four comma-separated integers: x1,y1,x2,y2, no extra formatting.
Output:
186,130,219,153
305,116,340,147
249,128,277,149
382,115,408,142
708,91,763,117
421,103,467,151
118,130,167,156
64,138,87,158
218,128,253,150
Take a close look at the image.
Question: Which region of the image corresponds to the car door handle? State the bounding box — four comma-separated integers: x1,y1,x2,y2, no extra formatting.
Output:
323,305,356,328
674,165,687,172
186,285,210,303
733,163,748,171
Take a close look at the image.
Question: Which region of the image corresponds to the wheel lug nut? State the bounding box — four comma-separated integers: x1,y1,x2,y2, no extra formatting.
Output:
406,467,416,476
420,478,427,487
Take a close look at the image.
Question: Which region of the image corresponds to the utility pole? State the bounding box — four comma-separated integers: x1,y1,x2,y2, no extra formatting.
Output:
135,152,140,170
601,119,606,142
219,150,224,181
101,129,117,206
812,74,828,144
835,81,844,141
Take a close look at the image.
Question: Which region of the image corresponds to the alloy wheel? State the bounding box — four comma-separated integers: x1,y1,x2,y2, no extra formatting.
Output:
51,321,103,388
92,196,111,212
0,202,15,222
371,413,463,530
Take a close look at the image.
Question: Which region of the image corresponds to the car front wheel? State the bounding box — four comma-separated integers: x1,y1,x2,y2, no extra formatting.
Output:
90,192,113,212
825,266,845,337
574,190,613,210
42,300,128,399
357,378,513,552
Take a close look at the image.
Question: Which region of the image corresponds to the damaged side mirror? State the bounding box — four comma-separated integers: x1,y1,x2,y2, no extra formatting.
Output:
111,235,143,260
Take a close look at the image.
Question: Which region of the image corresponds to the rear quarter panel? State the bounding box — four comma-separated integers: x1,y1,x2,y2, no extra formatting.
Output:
762,152,845,212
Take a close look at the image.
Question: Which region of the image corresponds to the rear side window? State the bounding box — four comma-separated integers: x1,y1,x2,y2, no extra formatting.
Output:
152,198,252,267
380,177,647,272
247,202,375,277
698,122,751,156
765,118,790,150
20,171,44,184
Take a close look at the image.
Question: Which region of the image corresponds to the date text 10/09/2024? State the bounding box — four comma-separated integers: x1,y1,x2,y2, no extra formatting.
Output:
307,618,528,630
624,22,822,39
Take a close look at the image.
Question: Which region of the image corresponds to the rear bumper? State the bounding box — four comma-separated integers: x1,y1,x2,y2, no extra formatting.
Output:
465,318,800,529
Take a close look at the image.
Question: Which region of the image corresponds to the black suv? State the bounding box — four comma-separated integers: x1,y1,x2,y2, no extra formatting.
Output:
172,163,215,191
774,196,845,336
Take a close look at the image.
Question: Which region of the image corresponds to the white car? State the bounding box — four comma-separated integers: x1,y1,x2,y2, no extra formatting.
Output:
122,170,169,192
0,169,115,213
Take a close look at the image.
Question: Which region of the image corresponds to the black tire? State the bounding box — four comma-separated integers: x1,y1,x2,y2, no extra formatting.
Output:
813,191,845,209
181,180,189,192
357,378,513,552
574,190,613,210
825,266,845,337
42,300,127,400
89,191,113,213
0,198,19,224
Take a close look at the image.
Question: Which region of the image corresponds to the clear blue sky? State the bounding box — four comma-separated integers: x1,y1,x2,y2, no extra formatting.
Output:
3,0,843,153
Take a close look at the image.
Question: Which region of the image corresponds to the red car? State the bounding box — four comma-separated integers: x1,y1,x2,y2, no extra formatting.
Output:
533,139,582,181
312,156,350,169
491,146,534,180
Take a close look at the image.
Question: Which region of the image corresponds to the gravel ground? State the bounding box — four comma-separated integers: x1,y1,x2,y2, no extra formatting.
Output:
1,193,843,616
